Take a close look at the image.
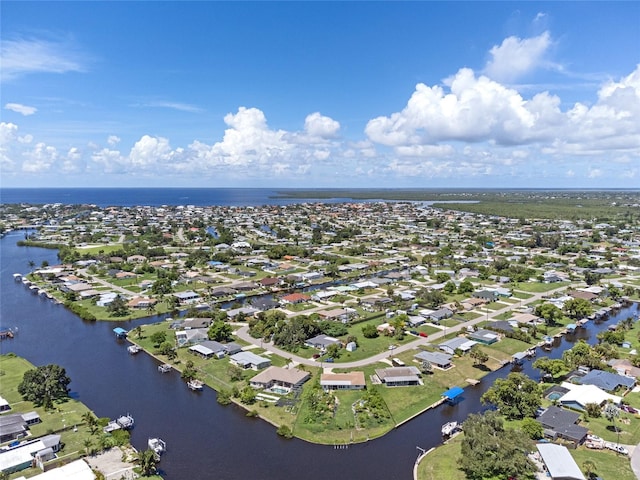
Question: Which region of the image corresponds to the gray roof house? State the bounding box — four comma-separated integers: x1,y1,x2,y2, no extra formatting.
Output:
427,308,453,323
188,340,242,358
578,369,636,392
537,406,588,443
438,337,477,355
375,366,421,386
229,351,271,370
305,334,341,350
414,351,453,369
467,329,500,345
176,328,209,347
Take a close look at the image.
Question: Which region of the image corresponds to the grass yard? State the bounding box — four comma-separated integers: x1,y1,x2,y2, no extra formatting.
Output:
571,448,636,480
516,281,570,293
511,290,534,299
417,434,466,480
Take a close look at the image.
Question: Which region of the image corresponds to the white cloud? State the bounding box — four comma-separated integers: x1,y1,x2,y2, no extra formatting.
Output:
129,135,174,169
107,135,121,146
4,103,37,116
22,142,59,173
304,112,340,139
484,32,553,82
1,37,86,82
365,64,640,160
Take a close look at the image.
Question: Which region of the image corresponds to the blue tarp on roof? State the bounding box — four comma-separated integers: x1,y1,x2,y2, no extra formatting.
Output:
442,386,464,399
113,327,128,336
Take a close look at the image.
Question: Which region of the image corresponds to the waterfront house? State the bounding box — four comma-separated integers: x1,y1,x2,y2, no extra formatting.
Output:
414,351,452,370
229,351,271,370
577,369,636,392
374,366,421,386
280,293,310,305
438,337,477,355
188,340,242,358
174,290,200,305
249,366,310,393
175,328,208,347
320,372,366,391
557,382,621,410
0,434,60,474
467,329,500,345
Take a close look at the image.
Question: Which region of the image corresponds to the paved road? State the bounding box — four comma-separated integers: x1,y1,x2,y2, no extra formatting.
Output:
233,286,566,369
631,442,640,479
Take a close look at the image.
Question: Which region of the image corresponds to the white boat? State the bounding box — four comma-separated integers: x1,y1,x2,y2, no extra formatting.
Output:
148,437,166,458
158,364,172,373
127,345,141,354
187,379,204,391
441,421,458,436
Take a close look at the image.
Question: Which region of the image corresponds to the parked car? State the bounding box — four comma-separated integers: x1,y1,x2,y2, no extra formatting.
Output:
312,354,320,359
388,345,397,350
324,357,334,363
586,434,603,442
621,404,638,414
410,330,419,336
419,332,428,337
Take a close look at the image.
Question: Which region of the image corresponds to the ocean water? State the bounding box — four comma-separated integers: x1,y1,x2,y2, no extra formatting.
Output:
0,188,313,207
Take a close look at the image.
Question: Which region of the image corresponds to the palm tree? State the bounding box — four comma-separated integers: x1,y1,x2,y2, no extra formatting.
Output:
82,438,93,456
582,459,596,479
133,326,143,339
135,448,158,476
82,412,99,435
604,402,621,445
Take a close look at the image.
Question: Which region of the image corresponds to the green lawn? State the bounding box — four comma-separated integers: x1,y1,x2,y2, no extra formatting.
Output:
417,434,466,480
571,448,636,480
516,281,570,293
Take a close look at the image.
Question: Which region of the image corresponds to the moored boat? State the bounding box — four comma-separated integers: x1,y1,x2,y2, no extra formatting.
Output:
441,421,458,436
187,379,204,391
148,437,166,459
127,345,141,354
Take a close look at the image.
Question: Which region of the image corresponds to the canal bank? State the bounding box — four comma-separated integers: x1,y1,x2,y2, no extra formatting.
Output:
2,231,639,479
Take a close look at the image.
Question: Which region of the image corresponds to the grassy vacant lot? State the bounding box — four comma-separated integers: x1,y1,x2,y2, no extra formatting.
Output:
516,281,570,293
571,448,636,480
417,434,466,480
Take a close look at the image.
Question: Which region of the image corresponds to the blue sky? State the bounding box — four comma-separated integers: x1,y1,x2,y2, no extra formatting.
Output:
1,1,639,188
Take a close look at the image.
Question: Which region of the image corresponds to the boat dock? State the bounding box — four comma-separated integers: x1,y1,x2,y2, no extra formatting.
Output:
158,364,172,373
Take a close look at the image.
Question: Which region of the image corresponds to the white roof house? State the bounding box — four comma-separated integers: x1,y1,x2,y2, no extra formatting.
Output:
558,381,621,409
536,443,585,480
14,459,94,480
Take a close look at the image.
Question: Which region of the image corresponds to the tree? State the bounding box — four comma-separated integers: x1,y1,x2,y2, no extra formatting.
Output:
133,326,143,339
325,342,341,359
208,320,233,342
534,303,563,326
562,340,603,370
481,372,542,420
469,345,489,367
532,356,566,378
240,386,257,405
460,410,536,480
563,298,593,319
361,324,379,339
443,281,456,294
521,417,543,440
582,460,596,479
157,341,176,360
106,295,130,317
82,411,99,435
18,364,71,409
604,403,621,444
457,279,474,294
135,449,158,476
585,403,602,418
181,360,197,382
420,359,432,374
149,330,167,347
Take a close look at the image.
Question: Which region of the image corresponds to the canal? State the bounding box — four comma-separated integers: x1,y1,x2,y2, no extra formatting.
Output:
1,230,638,479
